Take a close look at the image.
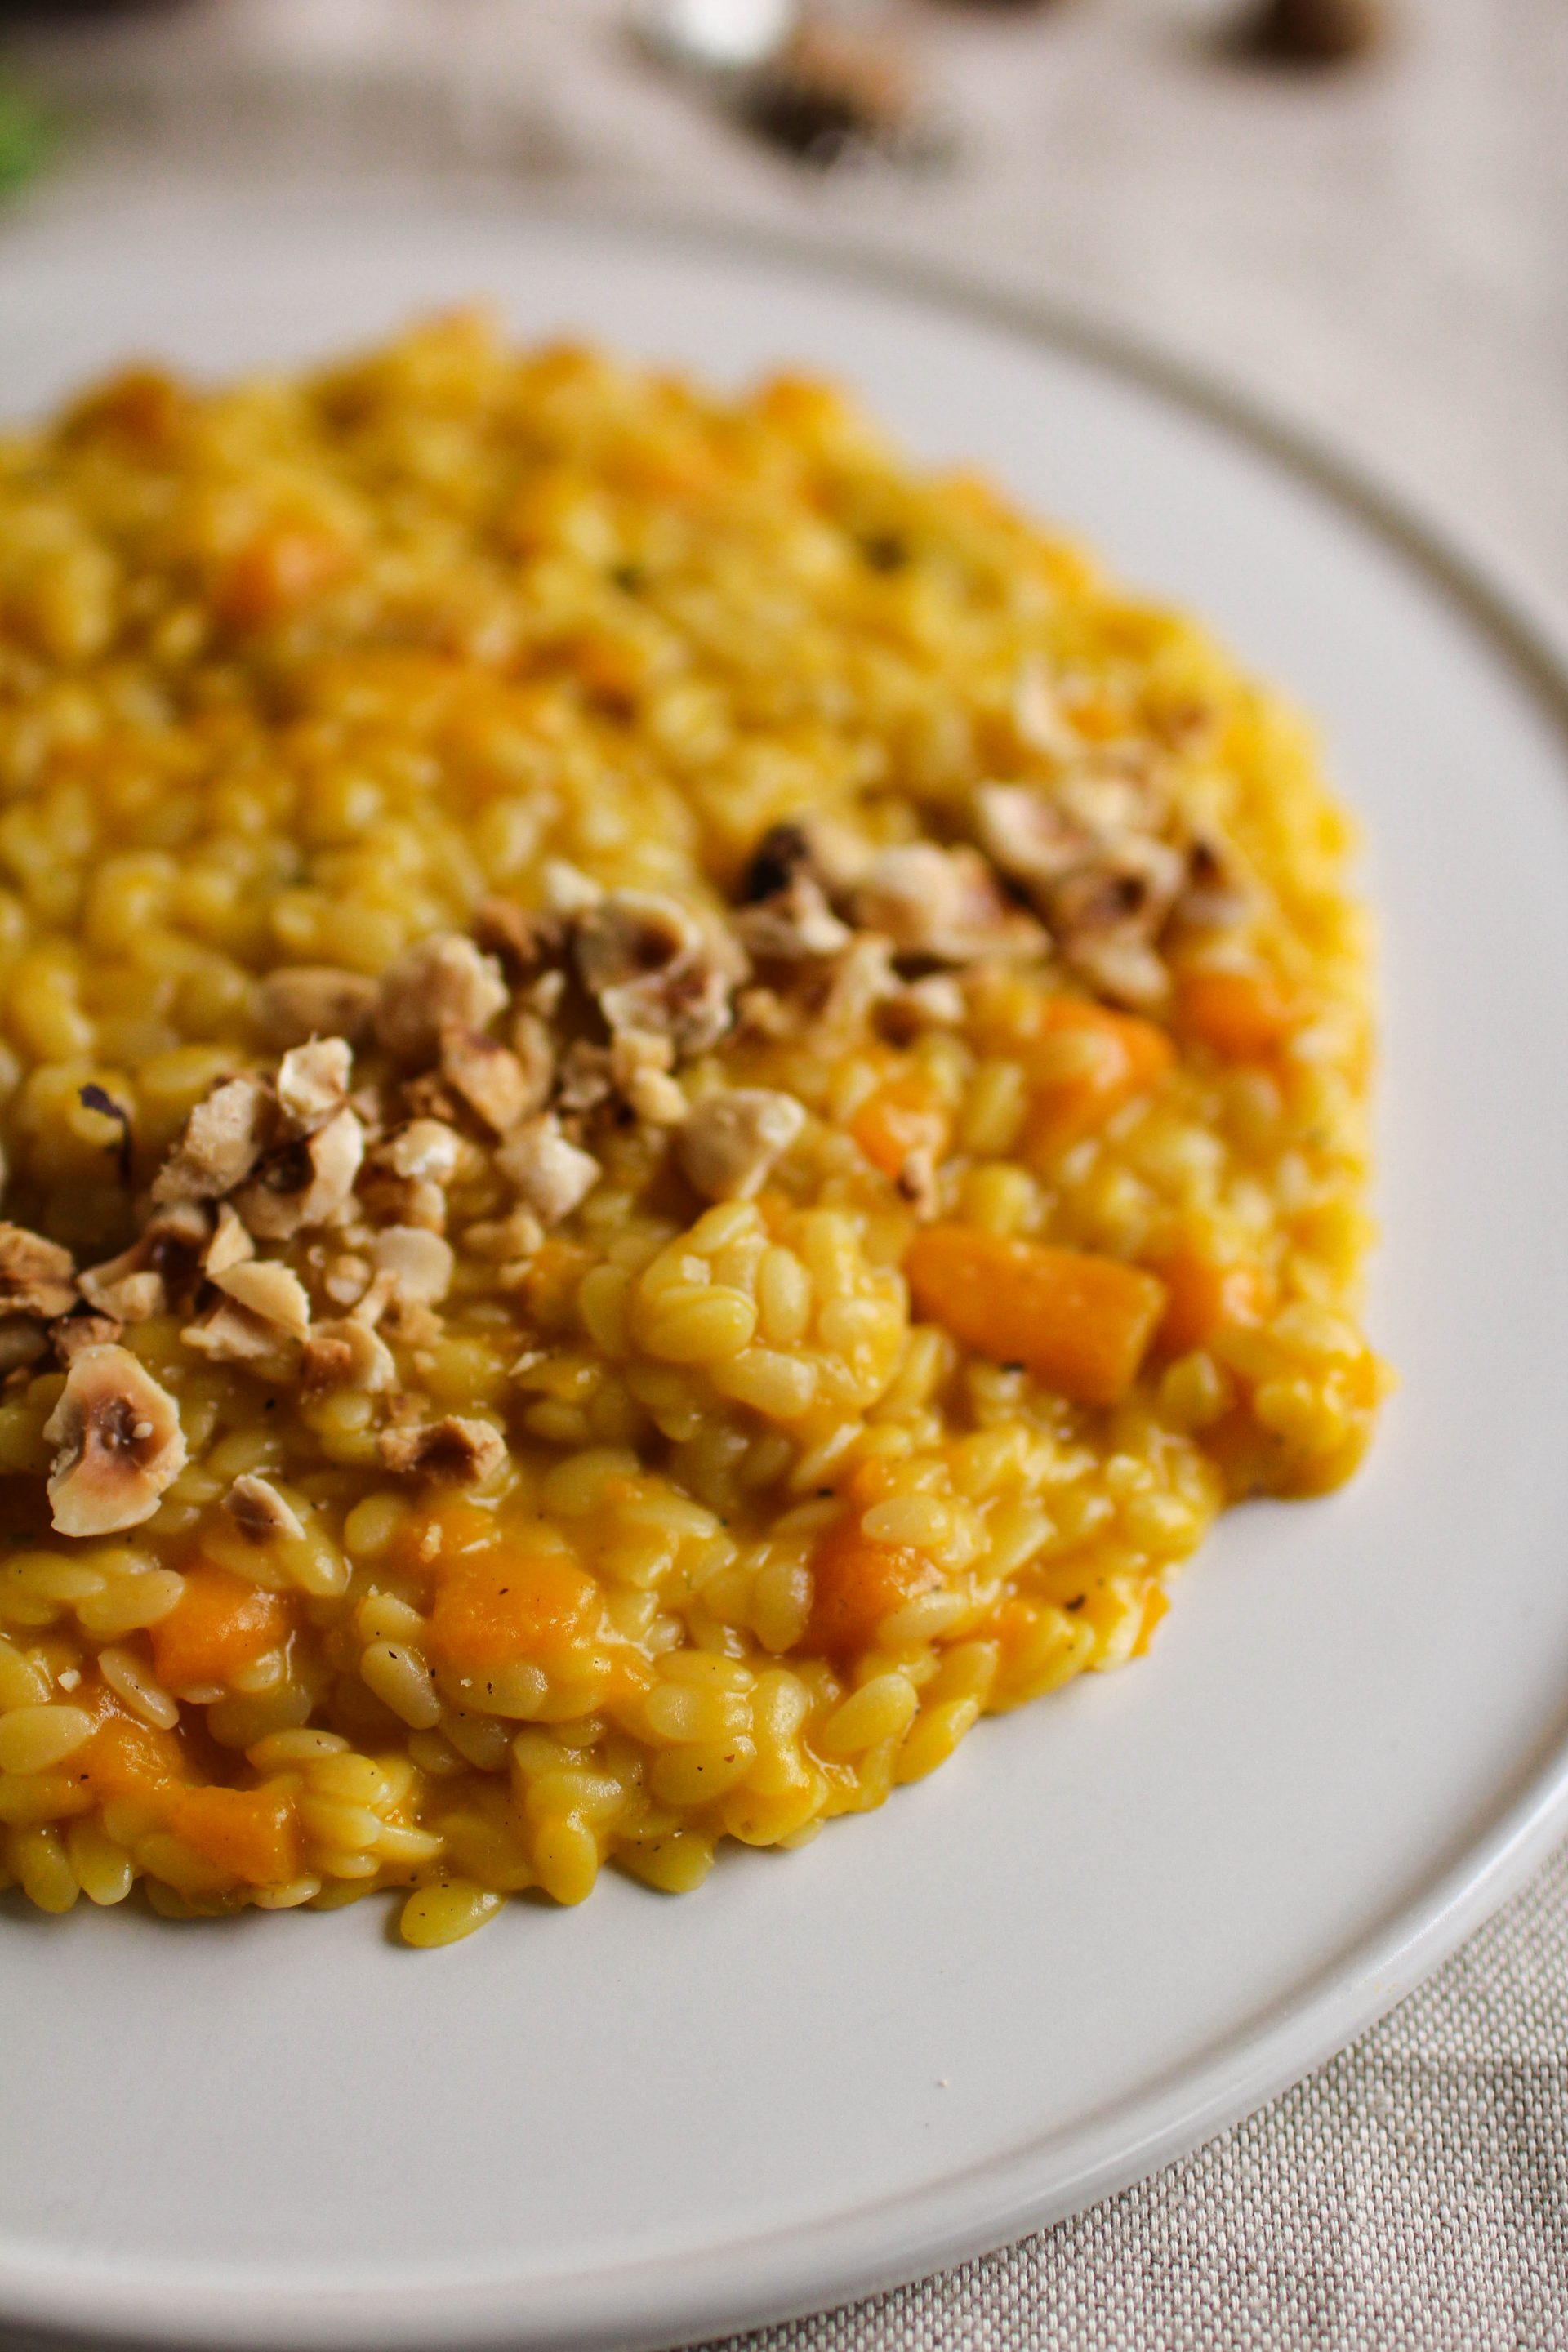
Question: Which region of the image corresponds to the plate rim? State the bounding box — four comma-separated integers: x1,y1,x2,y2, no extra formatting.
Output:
2,183,1566,2352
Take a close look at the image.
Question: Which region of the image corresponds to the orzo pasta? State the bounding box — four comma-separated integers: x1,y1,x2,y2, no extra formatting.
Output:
0,318,1387,1941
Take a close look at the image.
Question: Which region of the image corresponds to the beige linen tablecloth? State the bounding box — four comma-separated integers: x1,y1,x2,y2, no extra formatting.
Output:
3,3,1566,2343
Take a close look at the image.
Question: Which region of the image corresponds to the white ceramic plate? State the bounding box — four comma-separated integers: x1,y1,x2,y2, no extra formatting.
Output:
2,196,1568,2352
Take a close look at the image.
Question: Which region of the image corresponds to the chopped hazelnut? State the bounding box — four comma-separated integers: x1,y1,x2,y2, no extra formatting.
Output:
210,1258,312,1339
733,871,852,962
975,782,1089,891
204,1202,255,1278
1174,834,1254,931
461,1207,544,1264
473,895,562,977
276,1036,353,1131
880,973,967,1043
540,859,604,915
374,933,508,1067
322,1254,372,1308
0,1316,51,1374
301,1317,397,1393
368,1225,454,1306
235,1107,364,1240
256,966,378,1051
379,1120,465,1187
497,1115,601,1224
678,1088,808,1202
0,1223,78,1321
850,843,1045,966
555,1040,615,1115
43,1343,189,1538
221,1472,305,1545
376,1415,507,1486
439,1023,539,1134
49,1309,122,1366
153,1073,272,1204
573,890,741,1053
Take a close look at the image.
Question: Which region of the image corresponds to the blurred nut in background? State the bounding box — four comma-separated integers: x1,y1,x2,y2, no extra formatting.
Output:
1232,0,1384,68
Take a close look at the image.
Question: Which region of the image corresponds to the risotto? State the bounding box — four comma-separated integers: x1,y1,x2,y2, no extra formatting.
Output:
0,318,1386,1942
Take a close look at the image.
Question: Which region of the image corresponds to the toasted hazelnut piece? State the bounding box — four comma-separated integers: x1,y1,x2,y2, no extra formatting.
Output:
880,973,967,1044
235,1107,365,1240
210,1258,312,1339
733,870,852,962
321,1254,372,1308
1050,841,1185,1010
473,896,563,978
181,1295,301,1374
540,859,604,915
555,1040,615,1116
1173,833,1254,931
461,1207,545,1264
733,986,791,1043
205,1201,255,1278
276,1036,353,1131
153,1073,272,1204
78,1201,213,1325
976,778,1184,1006
439,1023,538,1134
975,782,1089,891
256,966,378,1051
395,1072,462,1129
80,1263,159,1328
379,1119,465,1186
368,1225,454,1306
574,889,697,999
301,1316,398,1393
221,1472,306,1545
739,819,820,902
90,1270,166,1325
1237,0,1381,67
357,1169,448,1236
376,1415,506,1485
520,969,567,1021
374,933,508,1067
740,817,870,902
43,1343,188,1538
573,891,741,1054
678,1088,807,1203
50,1308,122,1367
850,843,1045,966
0,1316,51,1374
0,1223,78,1320
497,1115,600,1225
813,934,898,1033
510,1012,556,1108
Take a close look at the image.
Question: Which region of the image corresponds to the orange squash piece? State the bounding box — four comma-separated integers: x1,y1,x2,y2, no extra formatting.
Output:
852,1071,951,1183
1176,968,1300,1060
169,1785,301,1888
906,1224,1167,1406
1027,998,1174,1156
217,520,346,631
806,1518,941,1661
1153,1243,1272,1357
76,1702,188,1804
429,1551,599,1674
149,1566,293,1692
